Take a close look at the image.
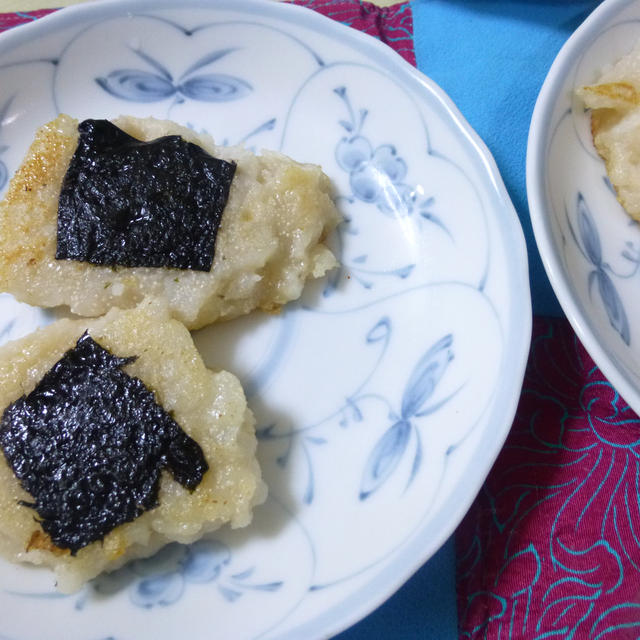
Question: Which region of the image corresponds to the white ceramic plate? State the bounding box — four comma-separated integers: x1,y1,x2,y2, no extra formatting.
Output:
528,0,640,416
0,1,530,638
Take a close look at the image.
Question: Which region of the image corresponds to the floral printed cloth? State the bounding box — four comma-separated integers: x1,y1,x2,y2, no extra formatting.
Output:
4,2,640,640
0,8,55,27
291,0,415,65
458,317,640,639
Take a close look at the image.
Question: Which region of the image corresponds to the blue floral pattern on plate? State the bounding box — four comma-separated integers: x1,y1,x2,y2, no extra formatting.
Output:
91,540,282,609
567,193,630,345
96,47,252,105
333,86,443,229
359,333,455,500
0,2,530,639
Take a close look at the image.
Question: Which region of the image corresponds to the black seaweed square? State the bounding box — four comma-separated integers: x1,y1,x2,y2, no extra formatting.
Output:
0,333,208,554
56,119,236,271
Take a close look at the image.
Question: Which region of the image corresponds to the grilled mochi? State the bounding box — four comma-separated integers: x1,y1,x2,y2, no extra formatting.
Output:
578,41,640,220
0,298,265,592
0,114,340,329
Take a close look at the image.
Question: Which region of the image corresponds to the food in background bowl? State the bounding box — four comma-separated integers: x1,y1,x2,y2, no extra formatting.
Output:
578,40,640,221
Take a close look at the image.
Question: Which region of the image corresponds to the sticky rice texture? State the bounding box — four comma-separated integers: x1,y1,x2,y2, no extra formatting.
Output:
578,41,640,220
0,298,266,593
0,114,340,329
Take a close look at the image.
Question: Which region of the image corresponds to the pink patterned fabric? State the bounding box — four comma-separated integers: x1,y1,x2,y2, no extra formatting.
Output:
289,0,415,66
0,9,55,31
457,317,640,639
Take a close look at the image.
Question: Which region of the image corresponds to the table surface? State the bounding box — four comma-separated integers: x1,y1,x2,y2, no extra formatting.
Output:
0,1,610,638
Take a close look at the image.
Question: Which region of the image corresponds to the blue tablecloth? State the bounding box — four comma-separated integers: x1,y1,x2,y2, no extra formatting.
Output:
338,1,603,638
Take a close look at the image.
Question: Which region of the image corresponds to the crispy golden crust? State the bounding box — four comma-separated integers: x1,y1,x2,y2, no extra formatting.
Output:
581,81,640,110
26,531,69,556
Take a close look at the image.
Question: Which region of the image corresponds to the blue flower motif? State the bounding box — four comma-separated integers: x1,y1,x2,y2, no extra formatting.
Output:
126,543,186,608
321,86,451,298
96,47,251,104
130,571,184,609
257,326,458,505
568,193,630,345
333,86,446,232
181,539,230,583
93,539,283,609
359,419,412,499
360,334,457,499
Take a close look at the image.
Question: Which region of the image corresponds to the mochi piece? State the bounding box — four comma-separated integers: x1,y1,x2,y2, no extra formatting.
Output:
579,41,640,220
0,298,266,592
0,114,340,329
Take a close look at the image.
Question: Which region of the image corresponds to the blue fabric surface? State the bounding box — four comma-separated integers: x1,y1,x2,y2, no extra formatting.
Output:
413,0,602,317
338,1,603,639
335,536,457,639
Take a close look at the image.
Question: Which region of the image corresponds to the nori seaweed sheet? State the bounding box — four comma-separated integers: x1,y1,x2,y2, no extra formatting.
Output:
0,333,208,554
56,119,236,271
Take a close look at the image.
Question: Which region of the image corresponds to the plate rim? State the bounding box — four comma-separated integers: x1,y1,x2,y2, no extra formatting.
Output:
526,0,640,415
0,0,532,637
